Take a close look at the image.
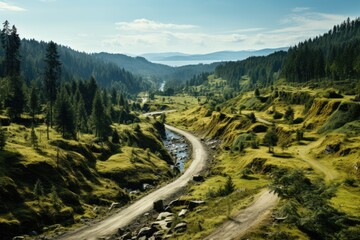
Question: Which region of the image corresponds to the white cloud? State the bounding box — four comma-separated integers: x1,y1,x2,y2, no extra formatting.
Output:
292,7,310,13
0,1,26,11
104,13,349,54
273,12,347,34
116,19,198,32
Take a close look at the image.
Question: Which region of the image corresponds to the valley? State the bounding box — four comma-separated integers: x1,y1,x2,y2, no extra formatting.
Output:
0,6,360,240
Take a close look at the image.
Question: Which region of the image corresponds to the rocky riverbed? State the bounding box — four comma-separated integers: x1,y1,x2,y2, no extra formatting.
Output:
162,129,189,172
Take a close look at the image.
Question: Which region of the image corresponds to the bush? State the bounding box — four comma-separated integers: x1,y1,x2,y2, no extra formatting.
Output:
273,111,283,119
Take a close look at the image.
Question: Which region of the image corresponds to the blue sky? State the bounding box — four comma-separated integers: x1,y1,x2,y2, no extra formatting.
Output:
1,0,359,55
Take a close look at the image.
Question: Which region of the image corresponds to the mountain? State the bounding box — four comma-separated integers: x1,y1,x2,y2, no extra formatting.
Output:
141,52,190,61
93,52,221,84
142,48,288,62
4,39,148,93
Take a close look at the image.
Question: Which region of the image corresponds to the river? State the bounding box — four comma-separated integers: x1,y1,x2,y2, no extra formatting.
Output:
163,129,189,172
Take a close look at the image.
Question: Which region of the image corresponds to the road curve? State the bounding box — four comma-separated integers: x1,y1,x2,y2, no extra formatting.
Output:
204,189,278,240
59,124,207,240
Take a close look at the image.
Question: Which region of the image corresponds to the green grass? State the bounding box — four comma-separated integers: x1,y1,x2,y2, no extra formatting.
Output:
331,185,360,217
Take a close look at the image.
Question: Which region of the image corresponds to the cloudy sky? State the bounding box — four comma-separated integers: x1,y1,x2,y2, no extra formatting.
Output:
1,0,359,55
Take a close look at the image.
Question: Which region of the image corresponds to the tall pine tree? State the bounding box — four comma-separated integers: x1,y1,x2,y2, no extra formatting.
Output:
44,41,61,128
1,21,25,120
54,86,75,138
91,91,111,140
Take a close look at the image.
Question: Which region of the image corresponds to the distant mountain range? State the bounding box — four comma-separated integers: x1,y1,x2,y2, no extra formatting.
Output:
93,47,287,84
141,48,288,62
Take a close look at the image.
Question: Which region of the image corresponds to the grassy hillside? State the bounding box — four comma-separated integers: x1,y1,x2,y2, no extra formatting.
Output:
0,116,174,239
163,82,360,239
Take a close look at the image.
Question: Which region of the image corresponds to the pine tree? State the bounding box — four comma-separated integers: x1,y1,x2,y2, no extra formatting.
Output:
1,22,25,120
33,179,44,204
75,95,88,134
54,87,75,138
263,127,278,153
30,125,38,148
111,129,120,144
284,106,295,123
44,41,61,128
28,85,40,125
254,88,260,97
91,91,111,140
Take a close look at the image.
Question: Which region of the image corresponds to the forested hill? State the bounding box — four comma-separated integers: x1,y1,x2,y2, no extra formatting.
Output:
215,17,360,88
94,52,220,83
2,39,148,93
283,17,360,82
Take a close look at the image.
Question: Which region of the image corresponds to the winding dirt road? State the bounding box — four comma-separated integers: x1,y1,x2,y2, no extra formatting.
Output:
296,137,337,181
204,189,278,240
59,124,207,240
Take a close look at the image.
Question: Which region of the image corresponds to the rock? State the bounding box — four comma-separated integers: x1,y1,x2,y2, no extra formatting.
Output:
138,236,147,240
192,175,204,182
143,183,153,191
144,212,150,217
12,237,25,240
120,231,132,240
153,231,165,239
174,222,187,232
168,199,189,208
156,212,173,221
117,227,126,236
178,209,187,217
151,219,172,230
109,202,122,211
137,227,155,238
153,200,164,212
188,200,205,210
324,142,341,154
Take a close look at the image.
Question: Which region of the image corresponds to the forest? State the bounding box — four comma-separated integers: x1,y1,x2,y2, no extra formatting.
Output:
213,17,360,90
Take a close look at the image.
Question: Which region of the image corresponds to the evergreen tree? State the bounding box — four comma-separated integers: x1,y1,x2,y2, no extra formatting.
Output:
4,76,25,120
254,88,260,97
54,87,75,138
30,126,38,148
28,85,40,125
75,95,88,134
1,22,25,120
284,106,295,123
44,41,61,128
263,127,278,153
111,129,120,144
91,91,111,140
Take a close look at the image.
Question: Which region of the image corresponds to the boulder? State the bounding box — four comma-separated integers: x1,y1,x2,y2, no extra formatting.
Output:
156,212,173,221
120,231,132,240
137,227,155,238
142,183,153,191
193,175,205,182
168,199,189,208
178,209,187,217
153,200,164,212
12,237,25,240
151,220,172,230
188,200,205,210
174,222,187,233
109,202,122,211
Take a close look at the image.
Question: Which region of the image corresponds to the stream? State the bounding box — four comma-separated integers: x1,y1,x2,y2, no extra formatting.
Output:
163,128,189,172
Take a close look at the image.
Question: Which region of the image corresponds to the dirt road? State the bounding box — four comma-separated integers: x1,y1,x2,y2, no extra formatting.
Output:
204,189,278,240
59,124,207,240
296,137,337,181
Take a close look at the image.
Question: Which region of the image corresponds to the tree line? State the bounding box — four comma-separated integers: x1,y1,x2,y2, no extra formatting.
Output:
0,21,138,142
214,17,360,88
0,34,148,94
